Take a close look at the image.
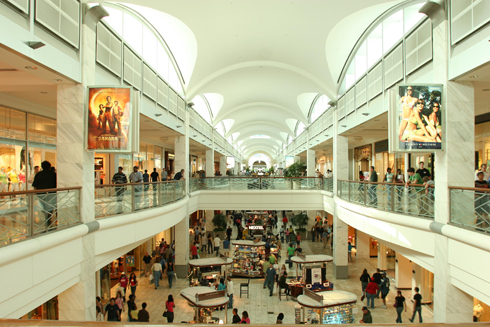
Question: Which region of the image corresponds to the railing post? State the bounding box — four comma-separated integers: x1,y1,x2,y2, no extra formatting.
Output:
348,182,351,202
158,182,162,206
390,184,395,212
363,182,367,205
28,193,34,237
131,186,136,212
173,183,176,202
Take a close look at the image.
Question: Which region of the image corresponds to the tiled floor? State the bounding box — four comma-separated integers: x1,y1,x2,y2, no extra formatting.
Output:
109,223,433,324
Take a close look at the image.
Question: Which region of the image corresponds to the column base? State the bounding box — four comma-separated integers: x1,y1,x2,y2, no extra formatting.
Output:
333,264,348,279
175,264,188,278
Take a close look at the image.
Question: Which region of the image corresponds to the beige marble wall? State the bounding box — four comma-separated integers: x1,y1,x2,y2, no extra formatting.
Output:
306,149,315,176
219,155,226,175
205,149,214,177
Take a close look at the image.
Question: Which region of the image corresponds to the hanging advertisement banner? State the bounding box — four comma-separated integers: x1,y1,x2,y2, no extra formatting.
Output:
285,156,294,168
389,84,443,153
226,156,235,168
86,86,133,152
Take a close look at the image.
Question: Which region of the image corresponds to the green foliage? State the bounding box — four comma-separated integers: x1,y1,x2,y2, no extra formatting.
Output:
284,161,306,177
245,166,251,173
291,213,309,231
255,218,264,226
212,213,227,231
268,166,275,175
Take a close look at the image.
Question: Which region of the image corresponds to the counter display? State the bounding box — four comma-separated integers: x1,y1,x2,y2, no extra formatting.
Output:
188,257,232,287
231,240,266,277
180,286,229,324
297,290,357,324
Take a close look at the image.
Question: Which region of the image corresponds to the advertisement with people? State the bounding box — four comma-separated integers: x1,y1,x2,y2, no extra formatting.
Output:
226,156,235,168
394,84,442,152
87,86,132,151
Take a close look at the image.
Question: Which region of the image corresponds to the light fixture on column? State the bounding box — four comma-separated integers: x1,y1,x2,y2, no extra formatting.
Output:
193,135,198,137
155,113,162,117
362,112,369,116
28,41,46,49
176,125,182,128
341,125,347,127
324,134,329,137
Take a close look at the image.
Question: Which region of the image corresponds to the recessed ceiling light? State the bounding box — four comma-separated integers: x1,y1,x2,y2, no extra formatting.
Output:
176,125,182,128
25,66,37,70
54,79,62,82
341,125,347,127
40,91,47,94
483,89,490,92
193,135,197,137
469,75,478,78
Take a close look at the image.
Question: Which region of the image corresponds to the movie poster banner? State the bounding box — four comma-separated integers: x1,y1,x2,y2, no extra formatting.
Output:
87,86,132,152
390,84,443,152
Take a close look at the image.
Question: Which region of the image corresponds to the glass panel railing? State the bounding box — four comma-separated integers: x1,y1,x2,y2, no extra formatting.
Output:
323,178,334,192
450,187,490,233
188,177,326,192
337,180,434,219
94,181,185,219
0,187,81,247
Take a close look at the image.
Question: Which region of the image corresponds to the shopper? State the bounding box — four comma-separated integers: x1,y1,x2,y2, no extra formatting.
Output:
348,242,353,262
227,276,234,309
143,252,152,277
104,298,120,322
152,258,163,289
276,313,284,324
223,237,230,256
138,302,150,322
114,291,124,320
380,272,390,308
96,306,104,321
214,234,221,256
174,168,185,180
129,273,138,296
232,308,241,323
369,166,378,207
111,166,128,214
241,311,250,324
126,294,136,322
279,272,290,295
191,242,199,259
409,287,423,323
207,234,214,254
360,269,370,293
118,272,128,301
165,294,175,323
394,291,406,323
167,260,175,288
296,232,301,246
265,264,277,296
372,268,382,298
365,277,379,308
287,243,295,268
129,166,143,209
360,306,372,323
416,161,430,179
96,296,104,316
162,168,168,181
143,169,150,193
129,302,138,322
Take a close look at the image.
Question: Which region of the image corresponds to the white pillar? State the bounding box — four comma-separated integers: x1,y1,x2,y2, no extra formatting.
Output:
431,7,474,323
206,210,214,233
219,156,226,175
395,253,412,289
234,161,239,175
377,243,387,271
57,7,106,321
355,230,370,260
205,149,214,177
306,149,315,177
333,107,349,279
174,135,189,189
174,132,189,275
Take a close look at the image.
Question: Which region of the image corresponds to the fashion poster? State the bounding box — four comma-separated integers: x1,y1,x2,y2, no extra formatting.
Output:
87,87,131,151
396,84,442,151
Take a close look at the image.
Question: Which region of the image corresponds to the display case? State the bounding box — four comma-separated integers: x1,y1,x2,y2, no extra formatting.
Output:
298,290,357,325
231,240,265,278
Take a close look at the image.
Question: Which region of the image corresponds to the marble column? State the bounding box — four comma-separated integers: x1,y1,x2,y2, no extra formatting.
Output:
174,135,189,191
234,161,239,175
306,149,315,177
205,149,214,177
355,230,370,260
333,108,349,279
206,210,214,233
377,242,387,271
174,215,189,277
431,7,474,323
395,253,412,289
219,156,226,175
57,7,108,320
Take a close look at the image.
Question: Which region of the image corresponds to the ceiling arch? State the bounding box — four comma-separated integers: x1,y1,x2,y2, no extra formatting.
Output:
227,121,294,139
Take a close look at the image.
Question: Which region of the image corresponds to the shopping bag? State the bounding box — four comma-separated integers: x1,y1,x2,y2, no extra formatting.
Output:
149,274,154,284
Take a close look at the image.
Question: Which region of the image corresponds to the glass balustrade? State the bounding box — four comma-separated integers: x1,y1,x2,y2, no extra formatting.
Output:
189,177,331,191
450,187,490,234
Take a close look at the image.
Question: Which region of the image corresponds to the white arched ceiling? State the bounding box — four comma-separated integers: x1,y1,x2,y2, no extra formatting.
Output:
221,119,235,132
202,93,224,119
297,93,318,118
116,0,405,156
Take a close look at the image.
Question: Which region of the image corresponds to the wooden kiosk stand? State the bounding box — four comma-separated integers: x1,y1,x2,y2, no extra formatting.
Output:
180,287,229,324
297,289,357,324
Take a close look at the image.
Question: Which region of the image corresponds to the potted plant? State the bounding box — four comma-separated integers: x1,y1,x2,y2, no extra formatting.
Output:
212,213,227,238
284,161,306,189
291,212,309,239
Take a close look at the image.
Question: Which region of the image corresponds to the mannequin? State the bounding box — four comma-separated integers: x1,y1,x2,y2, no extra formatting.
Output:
8,169,19,192
18,169,25,191
0,167,7,192
474,303,484,322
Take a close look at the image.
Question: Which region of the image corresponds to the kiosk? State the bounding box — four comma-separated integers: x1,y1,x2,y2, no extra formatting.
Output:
188,256,233,286
231,240,266,277
180,286,229,324
289,254,334,299
297,289,357,324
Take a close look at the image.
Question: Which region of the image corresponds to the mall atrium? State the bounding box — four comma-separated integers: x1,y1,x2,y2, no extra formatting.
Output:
0,0,489,325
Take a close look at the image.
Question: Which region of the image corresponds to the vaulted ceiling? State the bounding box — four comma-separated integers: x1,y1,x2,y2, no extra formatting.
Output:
103,0,404,160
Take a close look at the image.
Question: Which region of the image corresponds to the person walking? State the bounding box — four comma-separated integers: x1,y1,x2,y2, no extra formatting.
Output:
129,166,143,209
369,166,378,207
241,311,250,324
142,252,152,277
365,277,379,309
360,306,373,324
372,268,382,298
276,313,284,324
394,291,406,323
227,275,234,309
152,258,163,289
165,294,175,323
104,298,120,322
380,272,390,308
214,235,221,256
232,308,241,323
265,264,277,296
287,243,295,268
167,260,175,288
111,166,128,214
409,287,423,323
129,273,138,296
348,242,353,262
207,234,213,254
360,269,370,294
138,302,150,322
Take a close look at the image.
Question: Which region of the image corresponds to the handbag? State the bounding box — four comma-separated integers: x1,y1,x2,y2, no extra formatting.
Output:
393,302,398,307
162,311,168,317
360,293,365,301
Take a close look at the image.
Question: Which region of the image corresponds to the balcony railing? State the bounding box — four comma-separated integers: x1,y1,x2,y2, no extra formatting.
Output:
189,177,333,192
337,180,434,219
450,186,490,233
0,187,81,247
94,180,185,219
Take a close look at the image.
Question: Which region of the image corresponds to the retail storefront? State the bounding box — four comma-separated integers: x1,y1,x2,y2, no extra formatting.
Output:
20,297,58,320
0,106,56,191
354,144,372,179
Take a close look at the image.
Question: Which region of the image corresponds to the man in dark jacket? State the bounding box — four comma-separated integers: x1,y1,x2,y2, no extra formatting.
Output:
32,161,57,231
360,306,372,323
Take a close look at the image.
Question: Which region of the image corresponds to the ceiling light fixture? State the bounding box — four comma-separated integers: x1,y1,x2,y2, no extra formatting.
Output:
176,125,182,128
483,89,490,92
54,79,62,82
28,41,46,49
40,91,47,94
362,113,369,116
324,134,329,137
155,113,162,117
469,75,478,78
25,66,37,70
193,135,198,137
341,125,347,127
